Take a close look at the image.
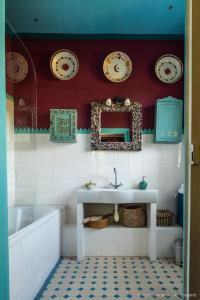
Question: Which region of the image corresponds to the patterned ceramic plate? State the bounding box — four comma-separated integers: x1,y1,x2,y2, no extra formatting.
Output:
103,51,132,83
6,52,28,83
50,49,79,80
155,54,183,83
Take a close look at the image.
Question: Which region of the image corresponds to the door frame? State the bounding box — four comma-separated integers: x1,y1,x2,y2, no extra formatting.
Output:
0,0,10,299
0,1,192,300
184,0,192,298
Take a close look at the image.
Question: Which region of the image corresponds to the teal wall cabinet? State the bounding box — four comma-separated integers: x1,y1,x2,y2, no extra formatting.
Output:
155,96,183,143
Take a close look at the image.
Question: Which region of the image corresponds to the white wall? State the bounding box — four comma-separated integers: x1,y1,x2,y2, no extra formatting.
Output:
7,98,15,207
15,133,183,224
61,224,183,257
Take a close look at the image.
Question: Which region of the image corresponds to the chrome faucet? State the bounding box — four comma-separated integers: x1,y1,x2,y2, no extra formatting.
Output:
111,167,123,189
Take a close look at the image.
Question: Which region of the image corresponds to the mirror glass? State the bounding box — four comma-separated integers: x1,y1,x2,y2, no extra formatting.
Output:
101,112,132,142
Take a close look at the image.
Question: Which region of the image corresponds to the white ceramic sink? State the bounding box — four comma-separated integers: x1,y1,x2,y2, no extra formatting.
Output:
76,188,158,204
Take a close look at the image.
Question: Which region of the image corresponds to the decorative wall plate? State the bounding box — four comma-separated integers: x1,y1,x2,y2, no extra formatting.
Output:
50,49,79,80
155,55,183,84
6,52,28,83
103,51,132,83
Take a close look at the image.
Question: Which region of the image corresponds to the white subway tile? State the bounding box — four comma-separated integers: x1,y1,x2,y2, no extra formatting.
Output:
62,224,77,246
15,133,184,259
61,244,77,257
37,163,53,179
52,163,82,179
117,245,134,256
85,229,102,256
128,164,144,188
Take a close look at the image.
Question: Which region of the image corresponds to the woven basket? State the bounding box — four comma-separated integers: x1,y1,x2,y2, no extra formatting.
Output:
157,210,174,226
122,205,146,227
88,217,108,229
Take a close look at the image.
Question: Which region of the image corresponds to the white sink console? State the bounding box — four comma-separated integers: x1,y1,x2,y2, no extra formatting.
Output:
76,188,158,261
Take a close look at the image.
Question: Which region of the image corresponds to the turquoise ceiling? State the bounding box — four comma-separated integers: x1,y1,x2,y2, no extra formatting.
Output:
6,0,185,35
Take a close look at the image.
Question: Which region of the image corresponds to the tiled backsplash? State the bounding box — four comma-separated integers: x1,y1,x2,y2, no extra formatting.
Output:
15,134,183,224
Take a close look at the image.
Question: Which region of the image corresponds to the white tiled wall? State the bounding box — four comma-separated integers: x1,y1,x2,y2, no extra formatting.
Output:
7,98,15,207
61,223,183,257
15,133,184,224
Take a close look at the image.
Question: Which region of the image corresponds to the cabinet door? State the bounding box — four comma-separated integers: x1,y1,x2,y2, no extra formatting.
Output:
155,96,183,143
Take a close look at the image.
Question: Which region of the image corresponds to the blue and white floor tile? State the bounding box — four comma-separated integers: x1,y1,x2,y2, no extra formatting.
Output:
35,257,182,300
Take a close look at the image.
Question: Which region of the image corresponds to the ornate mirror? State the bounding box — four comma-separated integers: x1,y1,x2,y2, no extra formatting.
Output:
91,100,142,151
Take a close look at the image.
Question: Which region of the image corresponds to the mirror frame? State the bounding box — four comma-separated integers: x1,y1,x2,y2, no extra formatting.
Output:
91,101,142,151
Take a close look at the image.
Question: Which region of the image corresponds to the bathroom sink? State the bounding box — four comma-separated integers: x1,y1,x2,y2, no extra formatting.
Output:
76,188,158,204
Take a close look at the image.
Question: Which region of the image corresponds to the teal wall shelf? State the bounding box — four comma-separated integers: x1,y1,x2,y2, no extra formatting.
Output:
155,96,183,143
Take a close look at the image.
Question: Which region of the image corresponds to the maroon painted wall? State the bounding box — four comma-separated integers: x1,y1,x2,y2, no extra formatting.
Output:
6,34,14,96
9,38,184,129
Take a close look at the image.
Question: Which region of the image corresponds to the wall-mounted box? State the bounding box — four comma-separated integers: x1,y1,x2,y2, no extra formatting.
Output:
50,109,77,143
155,97,183,143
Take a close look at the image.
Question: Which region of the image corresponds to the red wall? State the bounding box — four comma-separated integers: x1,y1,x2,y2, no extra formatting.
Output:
6,34,14,96
9,38,184,129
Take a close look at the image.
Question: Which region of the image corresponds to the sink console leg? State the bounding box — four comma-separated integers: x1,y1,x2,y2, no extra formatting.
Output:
77,203,85,261
147,203,157,261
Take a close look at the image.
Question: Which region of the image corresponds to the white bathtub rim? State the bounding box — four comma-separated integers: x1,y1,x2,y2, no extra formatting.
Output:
9,205,66,247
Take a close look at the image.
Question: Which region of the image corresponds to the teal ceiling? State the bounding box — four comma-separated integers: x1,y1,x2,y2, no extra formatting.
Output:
6,0,185,35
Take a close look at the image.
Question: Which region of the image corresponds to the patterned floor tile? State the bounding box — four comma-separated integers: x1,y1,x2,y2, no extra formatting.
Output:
35,257,182,300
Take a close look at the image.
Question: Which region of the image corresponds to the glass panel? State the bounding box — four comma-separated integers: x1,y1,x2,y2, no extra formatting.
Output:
6,20,37,217
6,22,38,299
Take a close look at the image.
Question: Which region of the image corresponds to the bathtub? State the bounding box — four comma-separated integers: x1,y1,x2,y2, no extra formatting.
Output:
9,205,67,300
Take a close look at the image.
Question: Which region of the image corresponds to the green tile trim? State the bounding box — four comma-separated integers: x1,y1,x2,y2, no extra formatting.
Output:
142,129,155,134
6,93,14,103
37,128,50,134
78,128,91,134
15,127,33,134
0,0,10,298
14,127,50,134
15,127,155,135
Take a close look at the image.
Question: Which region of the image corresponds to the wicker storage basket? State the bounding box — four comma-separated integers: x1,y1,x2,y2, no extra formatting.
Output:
122,205,146,227
88,217,108,229
157,210,174,226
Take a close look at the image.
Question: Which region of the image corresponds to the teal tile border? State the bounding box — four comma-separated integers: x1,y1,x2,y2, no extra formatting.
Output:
15,128,50,134
34,258,62,300
142,128,155,134
0,0,10,298
78,128,91,134
14,127,155,135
